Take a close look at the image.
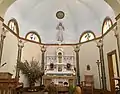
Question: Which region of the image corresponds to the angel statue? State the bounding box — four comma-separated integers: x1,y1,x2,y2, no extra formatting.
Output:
56,22,65,43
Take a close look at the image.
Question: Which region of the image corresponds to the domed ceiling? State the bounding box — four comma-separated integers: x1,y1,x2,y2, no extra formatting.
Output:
4,0,115,44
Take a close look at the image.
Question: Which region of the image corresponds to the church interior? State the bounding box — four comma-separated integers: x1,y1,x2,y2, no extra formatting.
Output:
0,0,120,94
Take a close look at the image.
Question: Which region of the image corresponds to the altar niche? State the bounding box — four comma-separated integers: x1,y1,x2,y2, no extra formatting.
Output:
57,48,64,72
43,47,75,89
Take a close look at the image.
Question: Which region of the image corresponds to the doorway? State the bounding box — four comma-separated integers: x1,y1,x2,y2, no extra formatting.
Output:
107,50,119,94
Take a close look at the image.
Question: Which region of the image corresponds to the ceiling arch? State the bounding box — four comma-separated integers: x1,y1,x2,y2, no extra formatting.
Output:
105,0,120,15
3,0,116,44
0,0,16,17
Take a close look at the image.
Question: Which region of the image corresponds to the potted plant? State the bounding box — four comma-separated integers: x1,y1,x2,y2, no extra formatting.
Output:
18,59,43,88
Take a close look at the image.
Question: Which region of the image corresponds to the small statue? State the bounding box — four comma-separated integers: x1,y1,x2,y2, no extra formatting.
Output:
56,22,65,43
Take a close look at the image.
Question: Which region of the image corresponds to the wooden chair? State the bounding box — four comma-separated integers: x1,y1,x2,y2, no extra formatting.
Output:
81,75,94,94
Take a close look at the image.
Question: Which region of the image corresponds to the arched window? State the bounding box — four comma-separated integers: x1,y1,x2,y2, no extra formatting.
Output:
102,17,113,34
8,18,19,35
58,52,62,63
25,31,41,43
79,31,95,43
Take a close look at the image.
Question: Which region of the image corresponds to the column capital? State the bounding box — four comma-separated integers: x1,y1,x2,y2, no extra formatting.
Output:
18,40,24,48
1,28,7,39
41,45,46,53
96,60,101,65
74,44,80,52
113,26,119,38
96,39,103,48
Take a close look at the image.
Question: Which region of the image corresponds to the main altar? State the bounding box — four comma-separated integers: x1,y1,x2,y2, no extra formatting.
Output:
43,47,76,88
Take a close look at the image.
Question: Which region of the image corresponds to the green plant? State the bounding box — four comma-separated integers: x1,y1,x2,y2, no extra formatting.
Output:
69,85,75,94
18,59,43,87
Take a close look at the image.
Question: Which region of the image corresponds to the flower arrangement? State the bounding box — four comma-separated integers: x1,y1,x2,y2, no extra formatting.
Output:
18,59,43,87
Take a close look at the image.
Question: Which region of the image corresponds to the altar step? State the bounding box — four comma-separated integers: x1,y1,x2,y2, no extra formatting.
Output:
22,89,111,94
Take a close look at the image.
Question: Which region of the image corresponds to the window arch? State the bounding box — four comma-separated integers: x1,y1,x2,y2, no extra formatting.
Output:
25,31,41,43
102,17,113,34
79,31,96,43
58,52,62,63
8,18,19,36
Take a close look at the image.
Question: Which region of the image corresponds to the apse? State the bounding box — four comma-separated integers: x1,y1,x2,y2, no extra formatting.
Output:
4,0,115,44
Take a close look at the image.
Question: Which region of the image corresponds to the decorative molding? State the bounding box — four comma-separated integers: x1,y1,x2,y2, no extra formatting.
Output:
0,16,117,46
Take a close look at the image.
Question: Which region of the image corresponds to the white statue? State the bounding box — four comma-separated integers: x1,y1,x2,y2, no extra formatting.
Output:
56,22,65,43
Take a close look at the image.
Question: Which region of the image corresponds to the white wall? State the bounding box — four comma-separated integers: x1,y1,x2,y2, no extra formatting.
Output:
79,41,100,89
20,42,42,87
0,31,18,78
21,42,41,62
103,28,120,90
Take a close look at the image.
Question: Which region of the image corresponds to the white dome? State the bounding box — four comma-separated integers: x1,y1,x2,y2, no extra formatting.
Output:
4,0,115,44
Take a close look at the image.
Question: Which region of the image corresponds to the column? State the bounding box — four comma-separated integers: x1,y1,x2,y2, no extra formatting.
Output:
15,40,24,79
97,39,107,90
0,28,7,65
74,45,80,85
114,26,120,69
40,45,46,86
96,60,102,89
114,26,120,88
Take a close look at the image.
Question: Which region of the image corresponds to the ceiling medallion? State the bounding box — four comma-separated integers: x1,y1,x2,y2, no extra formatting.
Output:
56,11,65,19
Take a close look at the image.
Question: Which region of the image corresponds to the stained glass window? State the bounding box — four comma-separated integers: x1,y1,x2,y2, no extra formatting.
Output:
8,19,19,35
80,31,95,42
25,32,41,42
102,17,112,34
